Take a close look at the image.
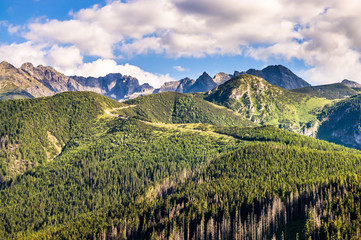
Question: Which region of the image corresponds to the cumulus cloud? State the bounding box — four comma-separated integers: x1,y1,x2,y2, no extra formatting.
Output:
3,0,361,85
0,42,47,67
173,65,188,72
47,45,83,70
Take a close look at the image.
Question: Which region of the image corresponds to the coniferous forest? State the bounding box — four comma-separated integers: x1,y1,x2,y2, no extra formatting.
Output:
1,90,361,239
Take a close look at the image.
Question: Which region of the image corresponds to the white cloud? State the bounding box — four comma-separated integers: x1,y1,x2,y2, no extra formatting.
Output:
7,24,20,35
47,45,83,70
0,42,47,67
2,0,361,85
25,19,116,58
173,65,188,72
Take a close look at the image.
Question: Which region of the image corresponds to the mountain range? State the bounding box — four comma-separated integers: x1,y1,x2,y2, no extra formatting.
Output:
0,61,313,101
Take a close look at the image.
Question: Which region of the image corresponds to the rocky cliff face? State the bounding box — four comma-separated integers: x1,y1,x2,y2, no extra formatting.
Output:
20,63,84,93
0,61,54,98
71,73,154,100
157,77,195,93
213,72,231,85
158,73,218,94
246,65,310,89
186,72,217,93
317,95,361,150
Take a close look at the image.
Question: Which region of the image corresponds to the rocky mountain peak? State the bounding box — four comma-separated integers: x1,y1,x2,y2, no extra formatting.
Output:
0,61,16,70
245,65,310,89
341,79,361,88
213,72,231,85
20,62,35,73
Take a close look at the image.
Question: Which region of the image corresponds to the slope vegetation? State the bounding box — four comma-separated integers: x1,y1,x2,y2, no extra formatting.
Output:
116,91,256,127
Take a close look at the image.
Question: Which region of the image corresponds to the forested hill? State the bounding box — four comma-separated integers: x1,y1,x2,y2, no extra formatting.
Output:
0,91,122,181
0,91,361,239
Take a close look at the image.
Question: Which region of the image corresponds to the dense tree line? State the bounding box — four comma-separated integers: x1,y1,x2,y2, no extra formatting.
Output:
21,141,361,239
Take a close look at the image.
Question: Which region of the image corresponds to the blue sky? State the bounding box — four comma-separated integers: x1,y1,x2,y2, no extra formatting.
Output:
1,0,361,87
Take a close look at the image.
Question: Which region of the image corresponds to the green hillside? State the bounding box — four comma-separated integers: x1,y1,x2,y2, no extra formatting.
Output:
0,91,122,181
204,74,332,132
291,83,359,100
116,91,256,127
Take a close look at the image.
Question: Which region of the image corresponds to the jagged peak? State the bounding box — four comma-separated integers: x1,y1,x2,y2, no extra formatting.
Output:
263,64,287,70
0,61,16,69
213,72,231,85
20,62,34,70
20,62,35,74
200,72,211,78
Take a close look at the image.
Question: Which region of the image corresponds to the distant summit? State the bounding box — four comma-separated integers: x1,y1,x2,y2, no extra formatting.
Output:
71,74,154,100
158,72,218,94
341,79,361,89
246,65,310,89
187,72,217,93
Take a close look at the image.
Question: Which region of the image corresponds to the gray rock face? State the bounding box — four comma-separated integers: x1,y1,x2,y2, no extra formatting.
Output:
0,61,54,98
71,74,155,100
185,72,217,93
157,77,195,93
20,63,85,93
158,73,217,94
213,72,231,85
176,78,195,93
341,79,361,88
246,65,310,89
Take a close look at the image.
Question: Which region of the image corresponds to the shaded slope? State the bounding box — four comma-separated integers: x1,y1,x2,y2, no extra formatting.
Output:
291,83,358,99
186,72,217,93
317,94,361,150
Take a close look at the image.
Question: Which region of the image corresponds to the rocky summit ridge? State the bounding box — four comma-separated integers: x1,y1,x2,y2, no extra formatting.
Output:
0,61,316,101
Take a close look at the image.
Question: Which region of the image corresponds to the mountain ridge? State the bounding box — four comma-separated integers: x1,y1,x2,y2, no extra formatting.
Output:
0,61,312,101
